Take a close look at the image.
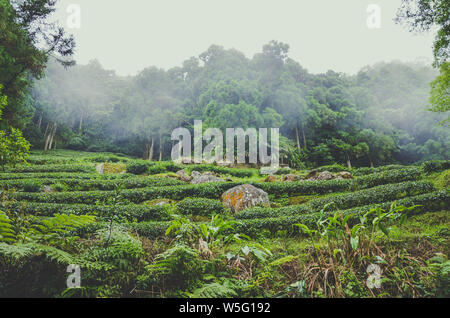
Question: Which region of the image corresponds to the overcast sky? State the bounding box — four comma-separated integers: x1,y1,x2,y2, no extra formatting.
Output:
52,0,436,76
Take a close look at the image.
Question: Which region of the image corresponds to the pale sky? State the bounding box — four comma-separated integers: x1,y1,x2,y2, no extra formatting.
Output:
52,0,437,76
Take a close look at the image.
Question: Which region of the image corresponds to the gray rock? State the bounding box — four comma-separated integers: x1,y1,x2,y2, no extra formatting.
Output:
306,170,318,179
337,171,353,179
191,172,225,184
176,169,192,182
221,184,270,213
316,171,333,180
96,163,105,174
191,171,201,178
282,174,299,182
43,185,53,193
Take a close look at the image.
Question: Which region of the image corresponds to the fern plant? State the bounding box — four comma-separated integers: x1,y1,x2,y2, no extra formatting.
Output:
144,243,203,290
0,210,15,243
190,282,238,298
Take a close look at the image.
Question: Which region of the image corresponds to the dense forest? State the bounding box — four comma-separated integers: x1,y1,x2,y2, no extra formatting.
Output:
20,49,448,168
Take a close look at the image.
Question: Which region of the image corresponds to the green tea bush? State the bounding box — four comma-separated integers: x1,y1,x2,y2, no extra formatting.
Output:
21,180,43,192
129,221,171,239
9,202,173,221
126,161,152,175
353,167,422,189
257,179,352,196
3,164,95,173
176,197,226,216
422,160,450,173
315,164,348,173
0,176,183,192
26,157,79,165
10,167,423,205
237,181,435,220
0,172,126,180
352,164,405,176
234,190,450,237
188,164,254,177
307,180,435,212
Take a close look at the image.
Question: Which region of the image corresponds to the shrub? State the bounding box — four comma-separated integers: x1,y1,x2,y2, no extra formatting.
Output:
9,201,174,222
3,164,95,173
66,136,87,151
315,164,348,173
237,181,435,220
126,161,152,175
21,180,43,192
422,160,450,173
352,164,405,176
234,190,450,237
176,198,226,216
138,244,202,291
188,164,254,177
353,167,422,189
0,127,31,171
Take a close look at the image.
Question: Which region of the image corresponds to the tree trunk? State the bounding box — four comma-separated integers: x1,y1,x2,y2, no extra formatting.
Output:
295,124,301,150
78,113,83,135
37,113,42,130
301,123,307,149
143,143,149,160
159,134,163,161
43,123,51,151
346,155,352,170
149,137,154,161
48,123,57,150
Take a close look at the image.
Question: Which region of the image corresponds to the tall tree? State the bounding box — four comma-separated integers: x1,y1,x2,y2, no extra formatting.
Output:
0,0,75,129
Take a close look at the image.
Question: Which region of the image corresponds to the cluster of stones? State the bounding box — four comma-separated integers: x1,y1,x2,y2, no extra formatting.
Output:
172,168,353,213
305,170,353,180
175,169,231,184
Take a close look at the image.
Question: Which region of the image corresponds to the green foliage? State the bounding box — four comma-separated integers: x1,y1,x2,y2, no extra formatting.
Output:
0,176,183,192
427,254,450,297
429,62,450,123
126,161,152,175
0,127,31,171
140,244,202,290
84,228,144,270
0,210,15,243
422,160,450,173
237,180,434,219
3,164,95,173
177,197,226,216
190,282,238,298
189,165,254,178
234,190,449,237
27,214,95,244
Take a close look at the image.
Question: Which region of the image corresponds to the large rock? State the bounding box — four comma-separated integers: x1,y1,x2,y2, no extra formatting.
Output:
306,170,318,179
221,184,270,213
176,169,192,182
96,163,105,174
282,174,299,182
191,171,225,184
316,171,333,181
264,175,277,182
191,171,201,178
336,171,353,179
